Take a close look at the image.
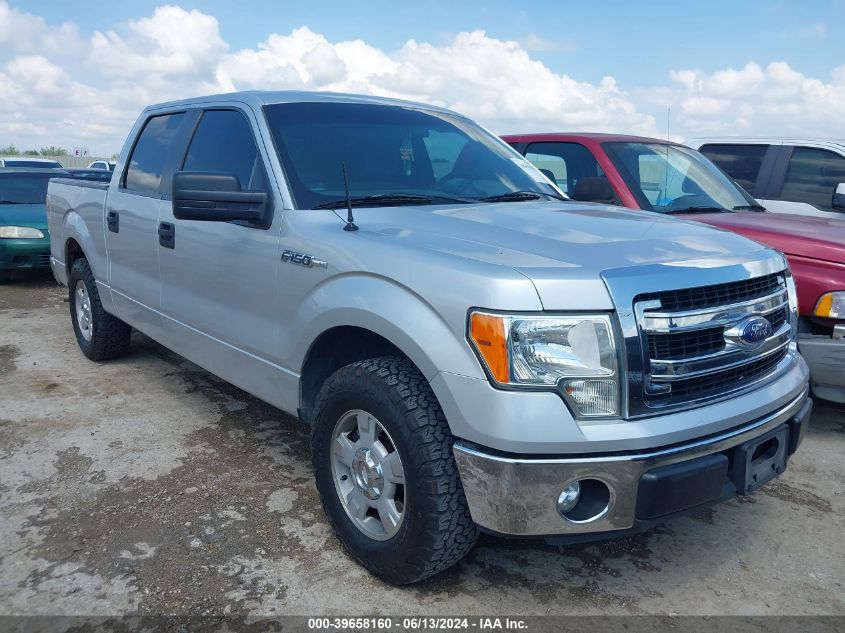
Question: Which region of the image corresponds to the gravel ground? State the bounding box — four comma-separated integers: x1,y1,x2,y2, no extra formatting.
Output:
1,270,843,619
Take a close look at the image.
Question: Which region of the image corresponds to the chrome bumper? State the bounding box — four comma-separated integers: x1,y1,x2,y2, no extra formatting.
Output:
453,388,811,537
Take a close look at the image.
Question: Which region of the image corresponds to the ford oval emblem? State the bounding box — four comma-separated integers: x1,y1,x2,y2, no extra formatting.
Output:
725,316,773,349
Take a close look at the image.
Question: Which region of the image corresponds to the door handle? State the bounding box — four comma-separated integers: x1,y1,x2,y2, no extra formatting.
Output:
107,210,119,233
158,222,175,249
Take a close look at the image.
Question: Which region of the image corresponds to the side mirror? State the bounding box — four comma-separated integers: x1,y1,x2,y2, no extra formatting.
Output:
833,183,845,211
172,172,267,223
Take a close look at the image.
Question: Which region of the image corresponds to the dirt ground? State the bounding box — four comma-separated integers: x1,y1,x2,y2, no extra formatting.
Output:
1,270,843,618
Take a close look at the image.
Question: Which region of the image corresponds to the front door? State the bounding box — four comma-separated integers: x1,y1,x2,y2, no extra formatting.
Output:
157,106,285,405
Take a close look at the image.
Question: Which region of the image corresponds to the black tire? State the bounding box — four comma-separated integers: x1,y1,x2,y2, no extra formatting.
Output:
68,258,131,361
311,356,479,585
0,269,10,284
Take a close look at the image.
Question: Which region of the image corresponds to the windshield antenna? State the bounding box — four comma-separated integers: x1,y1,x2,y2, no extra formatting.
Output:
341,162,359,232
663,107,671,199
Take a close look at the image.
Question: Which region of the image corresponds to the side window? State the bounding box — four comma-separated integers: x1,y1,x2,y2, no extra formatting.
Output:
525,150,567,190
776,147,845,212
182,109,264,191
698,144,768,193
524,142,603,195
422,130,468,181
124,112,186,194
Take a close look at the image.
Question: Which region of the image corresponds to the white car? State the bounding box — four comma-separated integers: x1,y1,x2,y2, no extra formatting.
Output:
686,137,845,219
87,160,116,172
0,157,63,169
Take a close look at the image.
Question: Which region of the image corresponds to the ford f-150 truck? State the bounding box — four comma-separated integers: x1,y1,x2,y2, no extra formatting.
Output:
48,92,811,585
504,133,845,404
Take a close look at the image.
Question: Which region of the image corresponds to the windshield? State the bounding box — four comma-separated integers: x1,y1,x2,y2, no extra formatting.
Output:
0,173,53,204
603,142,757,213
264,102,560,209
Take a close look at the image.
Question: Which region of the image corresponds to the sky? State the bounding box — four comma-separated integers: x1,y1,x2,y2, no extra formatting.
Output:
1,0,844,155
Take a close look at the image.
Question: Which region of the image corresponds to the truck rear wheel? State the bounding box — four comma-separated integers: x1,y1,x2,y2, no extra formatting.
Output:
311,356,478,584
68,258,131,361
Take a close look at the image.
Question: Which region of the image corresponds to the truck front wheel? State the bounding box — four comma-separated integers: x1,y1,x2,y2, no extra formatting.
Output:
311,356,478,584
68,258,131,361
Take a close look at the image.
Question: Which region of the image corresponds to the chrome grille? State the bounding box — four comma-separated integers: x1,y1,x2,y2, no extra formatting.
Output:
638,273,783,312
645,347,788,405
646,306,789,361
634,273,793,411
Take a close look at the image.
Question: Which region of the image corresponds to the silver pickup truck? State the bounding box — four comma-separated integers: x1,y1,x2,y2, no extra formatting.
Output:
47,91,812,585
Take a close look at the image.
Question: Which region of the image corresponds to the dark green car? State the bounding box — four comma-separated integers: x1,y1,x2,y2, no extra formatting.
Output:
0,168,62,283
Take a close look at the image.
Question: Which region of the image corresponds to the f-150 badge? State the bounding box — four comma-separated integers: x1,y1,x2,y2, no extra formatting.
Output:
281,249,327,269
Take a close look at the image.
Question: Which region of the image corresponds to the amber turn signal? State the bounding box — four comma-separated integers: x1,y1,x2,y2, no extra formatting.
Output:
469,312,509,383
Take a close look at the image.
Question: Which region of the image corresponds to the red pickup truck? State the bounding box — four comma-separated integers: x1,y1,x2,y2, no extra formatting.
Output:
504,133,845,403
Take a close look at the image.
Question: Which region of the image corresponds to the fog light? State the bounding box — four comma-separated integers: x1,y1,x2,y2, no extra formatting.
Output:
556,481,581,515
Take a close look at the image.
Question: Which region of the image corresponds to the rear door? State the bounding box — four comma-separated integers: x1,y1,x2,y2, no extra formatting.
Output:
106,110,191,337
697,142,778,199
157,105,283,398
760,144,845,218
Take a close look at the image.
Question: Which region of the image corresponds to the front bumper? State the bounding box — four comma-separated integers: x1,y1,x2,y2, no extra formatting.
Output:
453,389,811,537
0,236,51,270
799,326,845,403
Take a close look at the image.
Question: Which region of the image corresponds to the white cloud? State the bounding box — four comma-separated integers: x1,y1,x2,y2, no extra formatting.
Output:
0,6,657,155
219,28,655,136
0,2,81,55
0,3,843,155
655,61,845,138
89,5,227,79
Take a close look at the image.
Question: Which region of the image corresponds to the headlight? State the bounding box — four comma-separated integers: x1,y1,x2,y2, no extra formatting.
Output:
814,292,845,320
469,311,619,418
0,226,45,238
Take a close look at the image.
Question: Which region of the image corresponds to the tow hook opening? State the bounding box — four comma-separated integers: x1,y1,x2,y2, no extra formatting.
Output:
751,436,779,464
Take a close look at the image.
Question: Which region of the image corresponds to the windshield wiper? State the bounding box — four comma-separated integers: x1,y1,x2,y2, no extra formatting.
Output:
732,204,767,212
478,191,541,203
0,200,31,204
315,193,433,209
663,206,733,215
479,190,568,203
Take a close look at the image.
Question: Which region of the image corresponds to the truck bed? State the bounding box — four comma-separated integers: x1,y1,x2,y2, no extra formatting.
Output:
47,177,111,287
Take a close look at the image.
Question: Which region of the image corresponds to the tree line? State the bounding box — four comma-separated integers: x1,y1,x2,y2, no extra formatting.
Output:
1,145,70,156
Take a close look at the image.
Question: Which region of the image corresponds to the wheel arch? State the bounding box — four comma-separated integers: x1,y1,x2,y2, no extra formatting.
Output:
299,326,408,425
293,280,485,425
65,237,85,272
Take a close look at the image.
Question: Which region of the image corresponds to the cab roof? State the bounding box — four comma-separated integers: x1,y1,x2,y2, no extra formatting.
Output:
144,90,462,118
501,132,684,146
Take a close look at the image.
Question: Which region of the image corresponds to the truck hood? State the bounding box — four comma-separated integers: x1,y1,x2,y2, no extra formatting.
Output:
686,212,845,265
0,203,48,230
358,202,774,309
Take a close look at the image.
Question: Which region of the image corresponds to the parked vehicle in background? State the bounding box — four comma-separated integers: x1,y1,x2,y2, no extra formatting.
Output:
687,137,845,219
1,157,63,169
0,168,66,283
48,92,811,584
505,133,845,403
87,160,116,172
63,168,114,182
